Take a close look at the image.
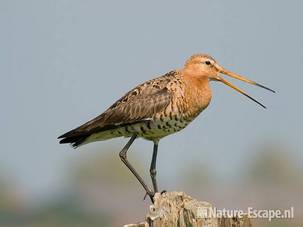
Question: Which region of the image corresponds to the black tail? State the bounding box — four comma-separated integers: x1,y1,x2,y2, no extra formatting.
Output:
58,119,150,148
58,123,119,148
58,129,90,148
58,135,87,148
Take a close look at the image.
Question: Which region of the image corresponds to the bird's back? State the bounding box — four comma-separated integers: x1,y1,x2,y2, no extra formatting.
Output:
58,69,212,147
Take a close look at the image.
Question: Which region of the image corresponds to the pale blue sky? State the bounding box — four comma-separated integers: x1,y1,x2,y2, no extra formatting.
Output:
1,0,302,200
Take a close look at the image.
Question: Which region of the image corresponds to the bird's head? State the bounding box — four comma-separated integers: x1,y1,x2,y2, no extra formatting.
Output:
184,54,275,108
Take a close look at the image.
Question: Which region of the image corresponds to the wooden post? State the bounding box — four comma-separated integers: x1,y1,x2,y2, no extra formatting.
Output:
125,191,252,227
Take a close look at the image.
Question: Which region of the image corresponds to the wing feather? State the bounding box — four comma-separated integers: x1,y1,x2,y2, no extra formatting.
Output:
58,70,178,146
58,87,171,143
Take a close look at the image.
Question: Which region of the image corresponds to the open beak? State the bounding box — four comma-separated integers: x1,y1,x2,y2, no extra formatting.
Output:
214,64,275,109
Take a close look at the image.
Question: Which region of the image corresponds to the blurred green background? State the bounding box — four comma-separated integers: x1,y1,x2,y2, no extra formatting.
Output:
1,0,302,226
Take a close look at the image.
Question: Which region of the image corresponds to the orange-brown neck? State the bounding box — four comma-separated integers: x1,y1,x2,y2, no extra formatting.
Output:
182,71,212,117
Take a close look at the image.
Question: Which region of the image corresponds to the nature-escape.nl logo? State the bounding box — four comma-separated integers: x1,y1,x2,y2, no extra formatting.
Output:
197,206,294,221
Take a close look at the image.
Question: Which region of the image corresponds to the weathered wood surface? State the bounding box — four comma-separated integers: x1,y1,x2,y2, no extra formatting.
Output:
125,191,251,227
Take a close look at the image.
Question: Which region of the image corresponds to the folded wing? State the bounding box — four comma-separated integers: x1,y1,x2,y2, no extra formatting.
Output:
58,87,172,147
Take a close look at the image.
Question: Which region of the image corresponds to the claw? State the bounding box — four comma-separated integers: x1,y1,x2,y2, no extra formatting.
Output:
143,190,155,203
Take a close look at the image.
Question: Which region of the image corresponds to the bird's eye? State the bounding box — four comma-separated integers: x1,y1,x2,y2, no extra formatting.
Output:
205,61,211,65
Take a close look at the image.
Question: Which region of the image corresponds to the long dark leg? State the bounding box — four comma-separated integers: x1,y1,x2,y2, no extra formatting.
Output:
119,135,154,201
150,140,159,193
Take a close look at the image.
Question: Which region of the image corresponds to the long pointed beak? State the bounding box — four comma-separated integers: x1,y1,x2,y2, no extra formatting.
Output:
214,64,275,109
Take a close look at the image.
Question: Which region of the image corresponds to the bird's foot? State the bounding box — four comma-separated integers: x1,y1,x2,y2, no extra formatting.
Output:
143,190,167,203
143,190,155,203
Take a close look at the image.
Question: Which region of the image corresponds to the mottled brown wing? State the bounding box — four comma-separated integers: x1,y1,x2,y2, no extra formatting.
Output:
101,88,171,126
58,87,171,144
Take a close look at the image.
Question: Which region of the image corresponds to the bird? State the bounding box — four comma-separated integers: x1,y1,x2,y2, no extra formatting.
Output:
58,54,275,202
